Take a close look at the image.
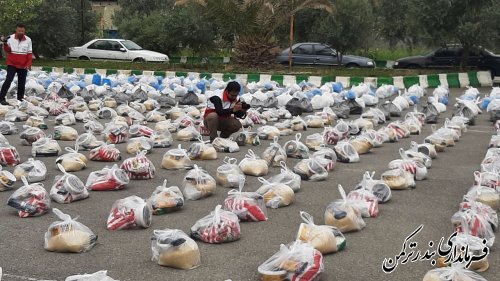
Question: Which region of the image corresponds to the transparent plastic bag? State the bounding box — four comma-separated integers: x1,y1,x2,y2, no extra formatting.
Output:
312,147,337,172
182,164,216,200
187,137,218,160
190,205,241,243
324,185,365,233
176,125,201,141
150,130,173,148
291,116,308,131
464,185,499,211
212,137,240,153
378,126,399,143
296,211,346,254
0,144,21,166
453,201,497,247
97,107,118,119
7,176,49,217
315,107,336,125
305,133,325,151
32,136,62,157
25,115,47,129
103,123,129,144
293,157,329,181
13,158,47,183
126,136,153,154
155,120,179,133
53,125,78,141
89,143,121,162
120,150,156,180
0,165,16,191
151,229,200,269
107,195,152,230
473,170,500,193
284,133,310,159
346,189,380,218
0,121,18,135
216,157,245,188
239,149,269,176
55,112,76,126
83,118,104,134
5,108,28,122
129,124,154,138
435,232,490,272
223,178,268,222
334,140,360,163
262,136,287,167
256,177,294,208
148,180,184,214
162,144,194,170
349,136,374,155
381,168,416,190
56,147,88,172
388,148,428,181
20,126,46,145
387,121,410,139
407,141,436,164
258,240,324,281
355,171,392,203
146,109,167,122
305,115,324,128
236,128,261,146
50,164,88,204
86,164,129,191
44,208,97,253
269,162,301,192
257,125,281,140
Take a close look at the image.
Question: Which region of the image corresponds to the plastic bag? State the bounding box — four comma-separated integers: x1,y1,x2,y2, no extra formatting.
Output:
146,109,167,122
473,170,500,193
305,115,324,129
315,107,336,125
387,148,428,181
408,141,437,161
332,102,350,119
13,158,47,183
223,178,267,222
293,157,329,181
187,137,218,160
151,228,200,269
381,168,416,190
260,137,286,167
20,126,46,145
312,147,337,172
107,195,152,230
155,120,178,133
25,115,47,129
103,123,129,144
120,151,156,180
258,241,323,281
296,211,346,254
349,136,374,155
89,143,121,162
53,125,78,141
55,112,76,126
56,147,88,172
190,205,241,243
50,164,88,204
355,171,392,203
0,121,18,135
423,265,488,281
7,177,49,217
83,118,104,134
236,128,261,146
32,136,61,157
129,124,154,138
176,125,201,142
0,165,16,191
453,201,497,247
239,149,269,176
0,144,21,166
148,180,184,215
150,130,173,148
284,133,310,159
346,188,380,218
387,121,410,139
464,185,499,211
162,144,194,170
269,162,301,192
435,232,490,272
212,137,240,153
305,133,325,151
126,136,153,155
291,116,308,131
378,126,398,143
324,185,365,232
257,125,281,140
44,208,97,253
334,140,360,163
5,108,28,121
182,164,216,200
86,164,129,191
256,177,295,208
97,107,118,119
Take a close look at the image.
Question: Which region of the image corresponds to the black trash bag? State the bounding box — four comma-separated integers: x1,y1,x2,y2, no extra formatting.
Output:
347,99,362,115
113,91,133,105
57,85,74,100
332,102,350,119
300,98,313,113
157,95,177,108
286,98,304,116
132,87,148,102
422,103,439,124
179,91,199,105
78,88,94,102
377,104,391,121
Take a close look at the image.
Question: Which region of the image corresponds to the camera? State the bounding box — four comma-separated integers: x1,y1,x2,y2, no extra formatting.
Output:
241,102,250,110
0,35,8,43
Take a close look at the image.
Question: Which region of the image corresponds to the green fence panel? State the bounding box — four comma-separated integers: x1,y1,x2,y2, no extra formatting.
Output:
295,75,309,84
271,75,284,85
376,76,394,87
446,73,460,88
106,69,118,75
153,71,166,77
42,66,53,73
321,76,334,85
247,73,260,82
130,70,142,76
427,74,439,87
403,76,419,88
199,73,212,79
175,71,187,77
0,65,6,70
467,72,480,87
84,68,96,74
223,73,236,81
63,67,74,74
349,76,363,86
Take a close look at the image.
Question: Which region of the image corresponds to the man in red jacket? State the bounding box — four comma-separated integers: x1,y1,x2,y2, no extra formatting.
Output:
0,23,32,104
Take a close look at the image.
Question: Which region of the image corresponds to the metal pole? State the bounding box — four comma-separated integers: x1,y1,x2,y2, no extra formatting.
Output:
288,14,294,69
81,0,85,44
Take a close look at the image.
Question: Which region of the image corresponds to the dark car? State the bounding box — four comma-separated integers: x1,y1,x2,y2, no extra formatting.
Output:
394,45,500,76
276,43,375,68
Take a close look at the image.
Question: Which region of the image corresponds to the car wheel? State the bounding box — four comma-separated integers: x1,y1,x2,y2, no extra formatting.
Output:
78,56,90,61
133,58,146,63
345,63,359,68
406,64,420,69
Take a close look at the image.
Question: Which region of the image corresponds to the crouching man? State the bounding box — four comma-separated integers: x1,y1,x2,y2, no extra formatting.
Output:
204,81,249,142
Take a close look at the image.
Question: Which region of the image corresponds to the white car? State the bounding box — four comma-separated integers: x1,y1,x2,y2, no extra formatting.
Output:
68,39,169,63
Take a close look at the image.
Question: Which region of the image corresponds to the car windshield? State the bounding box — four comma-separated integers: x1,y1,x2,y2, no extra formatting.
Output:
120,40,143,51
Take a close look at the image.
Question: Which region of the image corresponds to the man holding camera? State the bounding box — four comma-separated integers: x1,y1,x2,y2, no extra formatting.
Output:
204,81,249,142
0,23,32,105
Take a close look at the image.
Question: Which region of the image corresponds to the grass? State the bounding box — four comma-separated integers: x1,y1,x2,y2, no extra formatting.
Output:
1,58,467,78
355,47,432,61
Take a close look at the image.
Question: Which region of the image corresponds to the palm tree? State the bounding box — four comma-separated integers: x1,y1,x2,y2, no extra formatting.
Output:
176,0,333,68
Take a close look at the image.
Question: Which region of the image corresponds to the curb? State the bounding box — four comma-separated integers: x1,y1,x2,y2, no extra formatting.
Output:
3,65,493,88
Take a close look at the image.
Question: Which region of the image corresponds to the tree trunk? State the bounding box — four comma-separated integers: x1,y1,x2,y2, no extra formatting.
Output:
460,44,470,70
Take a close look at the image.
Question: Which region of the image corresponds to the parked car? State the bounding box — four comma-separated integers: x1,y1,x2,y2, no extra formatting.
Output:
276,43,375,68
68,39,169,63
394,44,500,76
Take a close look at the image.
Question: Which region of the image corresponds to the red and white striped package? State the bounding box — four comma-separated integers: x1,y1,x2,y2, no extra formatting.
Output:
198,121,210,136
190,205,241,244
129,124,154,138
120,151,155,180
387,122,410,139
0,145,21,166
452,203,497,247
89,144,121,162
347,189,379,218
49,104,68,116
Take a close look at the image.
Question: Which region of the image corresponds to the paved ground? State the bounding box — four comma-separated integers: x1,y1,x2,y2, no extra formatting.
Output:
0,88,498,281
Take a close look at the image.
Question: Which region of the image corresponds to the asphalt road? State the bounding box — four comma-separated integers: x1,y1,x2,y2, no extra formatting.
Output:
0,88,498,281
